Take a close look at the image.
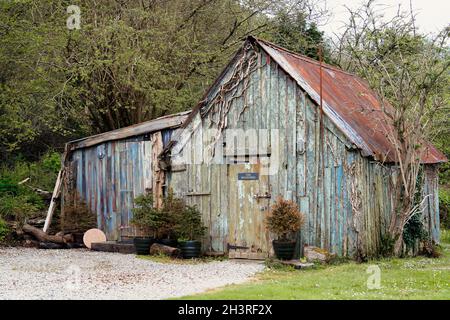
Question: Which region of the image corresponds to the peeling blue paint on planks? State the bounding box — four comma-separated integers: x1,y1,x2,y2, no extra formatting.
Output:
68,130,177,240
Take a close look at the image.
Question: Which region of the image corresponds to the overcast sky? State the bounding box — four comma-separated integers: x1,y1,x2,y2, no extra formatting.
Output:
319,0,449,37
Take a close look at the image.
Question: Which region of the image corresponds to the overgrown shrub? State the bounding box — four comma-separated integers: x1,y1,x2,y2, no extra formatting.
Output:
175,205,207,241
0,193,42,226
0,166,46,225
40,151,61,174
132,191,206,240
0,218,9,243
266,196,305,241
159,188,185,239
0,151,60,225
0,151,61,192
403,213,428,251
61,192,96,234
131,193,163,237
0,178,19,195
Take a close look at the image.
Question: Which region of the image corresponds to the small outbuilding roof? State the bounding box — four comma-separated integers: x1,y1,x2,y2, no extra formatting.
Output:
66,111,190,152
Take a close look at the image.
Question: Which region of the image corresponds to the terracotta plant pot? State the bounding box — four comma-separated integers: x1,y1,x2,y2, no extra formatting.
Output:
272,240,296,260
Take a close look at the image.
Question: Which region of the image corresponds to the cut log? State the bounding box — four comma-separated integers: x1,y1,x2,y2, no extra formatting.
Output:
150,243,180,257
83,228,106,249
23,224,73,244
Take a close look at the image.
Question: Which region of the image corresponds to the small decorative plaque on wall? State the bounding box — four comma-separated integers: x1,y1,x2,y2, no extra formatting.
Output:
238,172,259,180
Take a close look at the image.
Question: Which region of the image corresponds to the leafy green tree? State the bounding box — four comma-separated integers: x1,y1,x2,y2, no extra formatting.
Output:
0,0,329,163
263,10,329,61
0,0,86,163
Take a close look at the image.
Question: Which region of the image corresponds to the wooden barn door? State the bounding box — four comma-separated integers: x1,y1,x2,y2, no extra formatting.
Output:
227,161,271,259
116,139,153,240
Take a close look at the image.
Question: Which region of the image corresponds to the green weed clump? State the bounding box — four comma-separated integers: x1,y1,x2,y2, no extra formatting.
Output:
0,151,60,227
0,218,9,243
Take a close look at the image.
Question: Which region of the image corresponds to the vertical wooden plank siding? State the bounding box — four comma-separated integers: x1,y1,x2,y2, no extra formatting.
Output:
63,47,442,257
66,132,174,240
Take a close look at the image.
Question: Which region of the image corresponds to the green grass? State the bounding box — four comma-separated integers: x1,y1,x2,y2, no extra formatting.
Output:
180,230,450,300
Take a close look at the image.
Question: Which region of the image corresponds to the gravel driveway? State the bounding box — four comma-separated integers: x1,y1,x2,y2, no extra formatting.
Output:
0,247,264,300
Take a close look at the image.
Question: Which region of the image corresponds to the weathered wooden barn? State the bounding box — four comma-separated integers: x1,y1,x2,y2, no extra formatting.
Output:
162,36,447,259
55,36,446,259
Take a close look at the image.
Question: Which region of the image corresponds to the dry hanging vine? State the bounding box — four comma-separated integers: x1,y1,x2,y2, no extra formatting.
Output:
202,42,259,159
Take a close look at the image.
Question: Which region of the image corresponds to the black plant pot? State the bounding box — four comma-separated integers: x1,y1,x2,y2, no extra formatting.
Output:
133,237,155,255
272,240,296,260
179,240,201,259
157,238,178,248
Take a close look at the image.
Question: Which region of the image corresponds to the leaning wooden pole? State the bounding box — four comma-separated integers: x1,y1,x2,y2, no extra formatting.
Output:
43,169,63,233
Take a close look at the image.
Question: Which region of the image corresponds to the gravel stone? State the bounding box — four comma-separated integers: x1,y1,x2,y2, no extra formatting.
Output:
0,247,264,300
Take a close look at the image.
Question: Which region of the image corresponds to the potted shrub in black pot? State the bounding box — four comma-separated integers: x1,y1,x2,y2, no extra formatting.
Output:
266,196,305,260
130,194,162,255
156,189,184,248
175,205,207,259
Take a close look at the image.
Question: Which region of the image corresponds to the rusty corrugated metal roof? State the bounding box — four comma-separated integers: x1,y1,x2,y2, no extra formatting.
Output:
67,111,190,151
254,37,447,164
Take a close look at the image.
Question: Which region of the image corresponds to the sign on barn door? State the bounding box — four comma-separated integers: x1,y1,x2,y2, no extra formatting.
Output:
227,161,271,259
